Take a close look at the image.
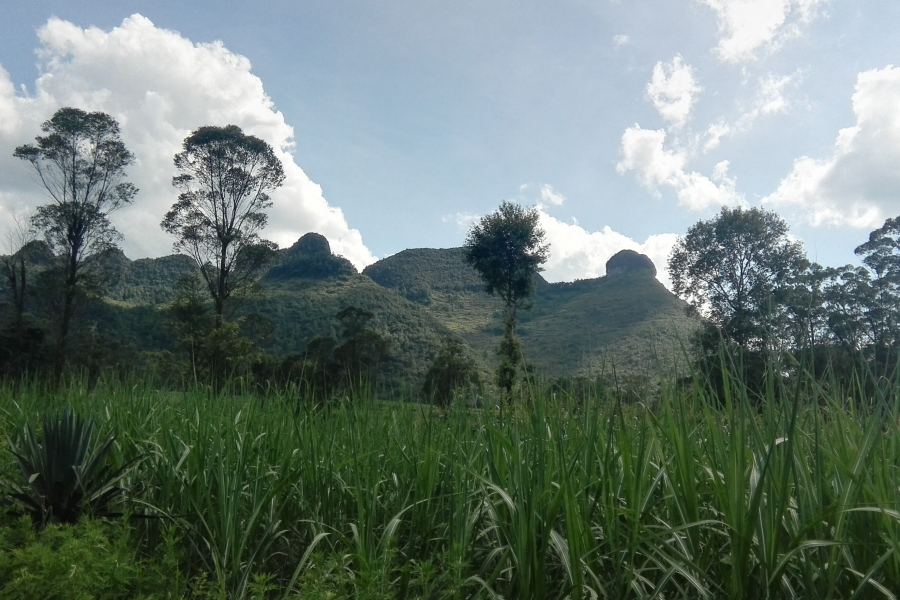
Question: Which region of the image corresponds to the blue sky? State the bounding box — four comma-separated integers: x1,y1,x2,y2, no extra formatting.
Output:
1,0,898,285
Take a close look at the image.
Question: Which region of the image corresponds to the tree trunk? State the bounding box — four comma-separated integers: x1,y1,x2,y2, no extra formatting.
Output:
54,246,80,382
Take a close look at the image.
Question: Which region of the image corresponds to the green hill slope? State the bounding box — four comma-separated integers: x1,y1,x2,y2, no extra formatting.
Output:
249,274,455,392
365,247,696,378
12,234,694,387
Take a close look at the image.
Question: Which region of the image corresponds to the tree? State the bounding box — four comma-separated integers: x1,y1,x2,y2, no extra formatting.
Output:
855,215,900,280
838,214,900,372
668,206,806,353
464,201,548,396
0,216,51,378
2,215,35,341
14,107,137,377
161,125,284,327
423,338,481,407
331,306,390,392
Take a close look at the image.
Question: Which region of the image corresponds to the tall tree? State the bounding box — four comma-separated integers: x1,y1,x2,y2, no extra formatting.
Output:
161,125,284,326
1,215,35,339
849,215,900,369
14,107,137,377
465,201,548,396
668,206,806,353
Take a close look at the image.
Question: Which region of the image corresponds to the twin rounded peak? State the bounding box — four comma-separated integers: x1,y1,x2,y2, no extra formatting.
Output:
605,249,657,277
284,235,656,279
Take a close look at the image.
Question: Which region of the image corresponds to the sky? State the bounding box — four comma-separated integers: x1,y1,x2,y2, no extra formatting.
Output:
0,0,898,288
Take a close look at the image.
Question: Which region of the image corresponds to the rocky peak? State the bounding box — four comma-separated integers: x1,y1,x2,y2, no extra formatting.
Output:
288,232,331,257
605,249,657,277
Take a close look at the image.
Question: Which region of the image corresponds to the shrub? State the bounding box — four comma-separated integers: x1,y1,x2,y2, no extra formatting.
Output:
5,409,134,526
423,338,481,407
0,515,175,599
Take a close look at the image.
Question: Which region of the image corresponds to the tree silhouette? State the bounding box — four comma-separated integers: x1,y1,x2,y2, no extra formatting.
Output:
14,107,137,378
161,125,284,327
465,201,548,396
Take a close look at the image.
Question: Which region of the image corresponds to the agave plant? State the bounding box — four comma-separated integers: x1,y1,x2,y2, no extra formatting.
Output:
6,409,134,527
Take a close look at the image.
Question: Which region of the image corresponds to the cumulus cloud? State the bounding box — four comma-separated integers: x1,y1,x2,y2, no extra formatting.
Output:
0,15,375,267
697,0,827,63
537,209,679,288
764,65,900,229
646,56,701,129
617,125,743,210
613,34,630,48
540,184,565,206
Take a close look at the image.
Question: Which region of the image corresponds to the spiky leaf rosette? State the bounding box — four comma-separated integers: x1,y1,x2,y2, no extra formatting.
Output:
6,409,134,527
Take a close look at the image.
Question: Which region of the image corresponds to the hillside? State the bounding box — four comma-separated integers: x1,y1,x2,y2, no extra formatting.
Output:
364,247,696,378
96,234,458,392
3,233,695,387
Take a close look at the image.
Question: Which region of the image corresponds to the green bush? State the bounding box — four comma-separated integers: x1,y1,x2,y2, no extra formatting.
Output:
6,409,134,526
0,516,177,599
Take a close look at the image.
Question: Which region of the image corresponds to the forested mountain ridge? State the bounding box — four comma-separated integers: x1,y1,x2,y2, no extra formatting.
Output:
364,245,696,378
1,232,696,386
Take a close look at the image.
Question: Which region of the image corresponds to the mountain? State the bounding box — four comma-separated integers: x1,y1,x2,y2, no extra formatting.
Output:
248,234,457,391
364,247,696,378
3,232,696,388
88,233,458,392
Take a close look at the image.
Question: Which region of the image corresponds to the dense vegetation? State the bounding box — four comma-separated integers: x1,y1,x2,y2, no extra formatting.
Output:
1,362,900,598
0,235,695,393
3,106,900,598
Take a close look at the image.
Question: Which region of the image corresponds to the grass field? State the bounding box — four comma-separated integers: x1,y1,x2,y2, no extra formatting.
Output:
1,364,899,599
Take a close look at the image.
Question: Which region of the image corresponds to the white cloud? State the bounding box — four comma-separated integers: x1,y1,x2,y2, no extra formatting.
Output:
763,65,900,229
613,34,630,48
734,72,797,130
540,183,565,206
442,212,480,228
0,15,375,268
703,119,732,152
617,125,743,210
646,56,701,129
700,72,797,152
697,0,827,63
537,209,679,288
754,73,794,115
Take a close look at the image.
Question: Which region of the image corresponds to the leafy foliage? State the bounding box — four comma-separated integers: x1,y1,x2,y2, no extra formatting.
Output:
464,201,549,311
104,251,199,305
3,365,900,598
161,124,284,321
5,409,133,526
465,201,549,394
0,516,177,600
423,338,482,407
668,206,806,352
13,107,137,377
266,232,357,281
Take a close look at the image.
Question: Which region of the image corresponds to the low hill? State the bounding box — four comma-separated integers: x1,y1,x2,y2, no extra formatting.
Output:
364,247,696,378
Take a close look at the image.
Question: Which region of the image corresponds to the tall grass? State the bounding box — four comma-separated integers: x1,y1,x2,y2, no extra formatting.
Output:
1,364,899,599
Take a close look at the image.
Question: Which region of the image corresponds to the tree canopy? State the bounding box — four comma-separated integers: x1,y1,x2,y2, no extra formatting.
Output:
464,201,549,313
161,124,284,324
465,201,548,395
668,206,806,352
13,107,137,377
